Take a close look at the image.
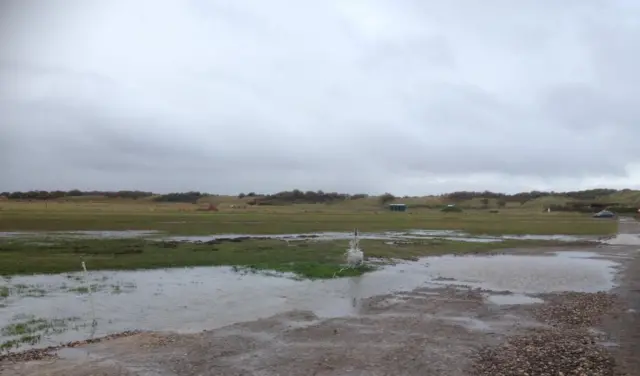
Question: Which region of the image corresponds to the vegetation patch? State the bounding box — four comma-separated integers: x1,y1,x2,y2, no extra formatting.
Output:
67,281,136,294
0,316,83,351
0,237,592,279
0,284,47,298
0,206,617,236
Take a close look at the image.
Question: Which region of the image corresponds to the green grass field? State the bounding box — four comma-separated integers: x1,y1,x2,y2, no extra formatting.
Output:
0,200,618,235
0,200,619,278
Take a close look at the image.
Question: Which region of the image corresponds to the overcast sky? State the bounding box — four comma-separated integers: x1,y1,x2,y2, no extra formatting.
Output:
1,0,639,195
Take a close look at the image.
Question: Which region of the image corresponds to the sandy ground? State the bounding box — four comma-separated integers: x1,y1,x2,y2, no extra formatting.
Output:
2,221,640,376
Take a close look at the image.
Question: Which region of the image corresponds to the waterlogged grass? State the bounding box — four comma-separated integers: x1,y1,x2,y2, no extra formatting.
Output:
67,281,136,294
0,316,83,351
0,335,41,351
231,263,376,279
0,202,617,236
67,285,94,294
0,237,592,279
0,284,47,298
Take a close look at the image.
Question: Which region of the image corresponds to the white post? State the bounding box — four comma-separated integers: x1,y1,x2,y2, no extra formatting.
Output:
81,261,97,329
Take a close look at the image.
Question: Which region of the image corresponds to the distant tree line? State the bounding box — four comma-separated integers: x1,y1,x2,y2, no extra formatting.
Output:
444,188,637,213
0,190,154,200
238,190,370,205
152,191,207,203
2,188,637,213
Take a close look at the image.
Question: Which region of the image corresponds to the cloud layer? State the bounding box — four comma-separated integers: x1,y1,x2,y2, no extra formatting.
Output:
2,0,640,194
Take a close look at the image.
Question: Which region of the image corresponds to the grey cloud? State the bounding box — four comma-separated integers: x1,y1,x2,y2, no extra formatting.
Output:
2,0,640,194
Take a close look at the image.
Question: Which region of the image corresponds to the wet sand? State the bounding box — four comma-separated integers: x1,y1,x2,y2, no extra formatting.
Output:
2,221,639,375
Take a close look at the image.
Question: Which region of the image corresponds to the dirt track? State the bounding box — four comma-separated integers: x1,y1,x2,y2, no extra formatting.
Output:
2,220,640,376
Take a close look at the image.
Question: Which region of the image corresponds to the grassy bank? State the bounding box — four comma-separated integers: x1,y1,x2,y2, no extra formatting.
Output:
0,201,618,235
0,237,593,278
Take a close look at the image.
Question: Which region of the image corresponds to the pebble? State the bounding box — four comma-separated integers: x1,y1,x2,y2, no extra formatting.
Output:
535,292,621,328
473,291,625,375
472,328,620,376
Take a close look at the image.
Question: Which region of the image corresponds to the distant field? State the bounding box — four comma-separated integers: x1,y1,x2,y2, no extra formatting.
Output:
0,199,620,278
0,200,618,236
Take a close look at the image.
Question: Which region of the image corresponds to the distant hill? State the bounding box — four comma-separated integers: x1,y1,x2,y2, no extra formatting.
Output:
1,188,639,212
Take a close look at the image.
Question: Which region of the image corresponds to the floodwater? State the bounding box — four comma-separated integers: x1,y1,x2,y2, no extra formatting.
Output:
0,229,597,243
425,251,617,293
485,293,544,305
0,230,159,239
165,230,596,244
603,233,640,246
0,250,618,352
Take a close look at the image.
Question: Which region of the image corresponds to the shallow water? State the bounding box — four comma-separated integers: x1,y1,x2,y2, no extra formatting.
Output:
603,233,640,246
426,251,617,293
0,230,159,239
485,294,544,305
0,250,619,352
164,229,595,244
0,229,597,244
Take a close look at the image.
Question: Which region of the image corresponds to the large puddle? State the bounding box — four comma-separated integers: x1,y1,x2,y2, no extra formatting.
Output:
0,250,619,352
0,229,597,243
425,251,617,293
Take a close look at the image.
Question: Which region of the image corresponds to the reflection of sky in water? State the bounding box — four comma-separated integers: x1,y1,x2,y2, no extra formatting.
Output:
0,250,618,352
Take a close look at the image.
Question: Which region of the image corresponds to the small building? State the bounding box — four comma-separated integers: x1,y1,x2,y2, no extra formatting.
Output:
389,204,407,212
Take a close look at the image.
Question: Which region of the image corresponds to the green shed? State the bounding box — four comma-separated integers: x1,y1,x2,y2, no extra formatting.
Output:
389,204,407,212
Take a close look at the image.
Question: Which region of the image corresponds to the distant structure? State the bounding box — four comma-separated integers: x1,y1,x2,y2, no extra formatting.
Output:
593,210,616,218
389,204,407,212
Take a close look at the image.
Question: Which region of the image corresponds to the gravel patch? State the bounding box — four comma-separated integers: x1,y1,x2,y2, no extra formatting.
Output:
535,292,622,328
472,328,621,376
